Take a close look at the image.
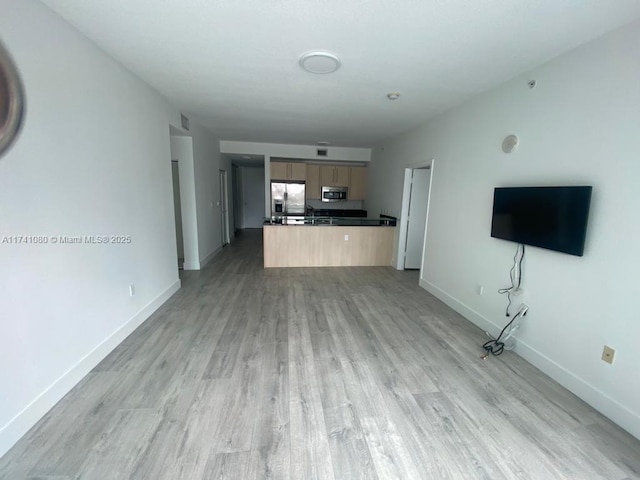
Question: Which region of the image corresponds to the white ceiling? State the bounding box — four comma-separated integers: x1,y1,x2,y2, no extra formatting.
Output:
41,0,640,148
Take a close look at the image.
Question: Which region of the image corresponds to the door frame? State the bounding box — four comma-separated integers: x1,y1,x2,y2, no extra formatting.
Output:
396,159,435,271
169,126,200,270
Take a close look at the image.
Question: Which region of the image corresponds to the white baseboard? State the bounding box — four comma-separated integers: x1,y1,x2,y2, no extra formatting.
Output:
0,279,181,458
200,245,223,269
419,277,640,441
182,261,200,270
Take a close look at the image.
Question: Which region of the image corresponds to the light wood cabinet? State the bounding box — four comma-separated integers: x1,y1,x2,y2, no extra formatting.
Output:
349,166,367,200
320,165,350,187
270,161,288,180
306,164,321,200
289,162,307,180
271,161,306,181
264,226,394,267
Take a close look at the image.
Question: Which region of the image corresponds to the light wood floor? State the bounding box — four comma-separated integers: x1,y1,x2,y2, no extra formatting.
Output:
1,229,639,479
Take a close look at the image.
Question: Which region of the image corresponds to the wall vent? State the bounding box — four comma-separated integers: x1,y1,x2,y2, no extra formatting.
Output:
181,114,190,131
317,148,328,157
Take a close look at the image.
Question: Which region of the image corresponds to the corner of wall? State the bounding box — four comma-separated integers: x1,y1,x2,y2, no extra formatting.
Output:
418,277,640,440
0,280,181,458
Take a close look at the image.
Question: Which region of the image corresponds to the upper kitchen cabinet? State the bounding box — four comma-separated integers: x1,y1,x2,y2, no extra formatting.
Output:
349,166,367,200
306,164,321,199
320,165,350,187
271,161,306,181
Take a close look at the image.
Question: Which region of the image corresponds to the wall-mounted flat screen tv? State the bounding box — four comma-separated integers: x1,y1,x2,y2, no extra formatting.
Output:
491,186,592,256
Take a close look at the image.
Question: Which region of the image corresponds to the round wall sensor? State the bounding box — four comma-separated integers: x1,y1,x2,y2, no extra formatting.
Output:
299,51,341,74
0,40,25,158
502,134,519,153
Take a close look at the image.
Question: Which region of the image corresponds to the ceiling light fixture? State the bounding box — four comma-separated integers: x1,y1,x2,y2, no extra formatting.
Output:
387,92,400,100
299,51,341,74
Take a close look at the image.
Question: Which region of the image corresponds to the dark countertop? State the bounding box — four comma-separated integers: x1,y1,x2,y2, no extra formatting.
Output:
264,215,396,227
310,209,367,217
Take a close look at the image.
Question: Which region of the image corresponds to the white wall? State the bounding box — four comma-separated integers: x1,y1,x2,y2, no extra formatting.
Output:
0,0,221,456
189,122,234,267
171,125,235,269
220,140,371,163
368,20,640,439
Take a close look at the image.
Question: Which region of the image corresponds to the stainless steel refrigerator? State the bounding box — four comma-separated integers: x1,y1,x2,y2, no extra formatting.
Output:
271,181,306,216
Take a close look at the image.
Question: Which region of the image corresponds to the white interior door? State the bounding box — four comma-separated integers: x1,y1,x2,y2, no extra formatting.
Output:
404,168,431,269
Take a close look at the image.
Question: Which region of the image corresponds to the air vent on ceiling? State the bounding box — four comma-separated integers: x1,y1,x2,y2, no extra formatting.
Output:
317,148,328,157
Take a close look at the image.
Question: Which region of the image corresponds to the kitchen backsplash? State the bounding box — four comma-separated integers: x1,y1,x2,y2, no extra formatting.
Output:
307,199,364,210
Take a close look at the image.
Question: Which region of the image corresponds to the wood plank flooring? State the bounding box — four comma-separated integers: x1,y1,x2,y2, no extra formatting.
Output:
1,228,639,479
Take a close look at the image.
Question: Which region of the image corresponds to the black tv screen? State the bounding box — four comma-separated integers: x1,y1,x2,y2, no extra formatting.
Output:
491,186,592,256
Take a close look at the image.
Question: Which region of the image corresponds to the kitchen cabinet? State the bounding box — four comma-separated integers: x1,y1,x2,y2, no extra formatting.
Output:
264,225,394,267
271,161,306,181
349,166,366,200
320,165,350,187
306,164,321,199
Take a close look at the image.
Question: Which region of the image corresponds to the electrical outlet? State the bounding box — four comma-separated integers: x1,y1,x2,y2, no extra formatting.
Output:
129,284,135,297
344,234,349,241
601,345,615,364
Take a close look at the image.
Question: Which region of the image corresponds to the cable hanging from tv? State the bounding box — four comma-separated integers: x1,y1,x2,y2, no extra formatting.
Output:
482,303,529,358
498,243,525,317
482,243,527,359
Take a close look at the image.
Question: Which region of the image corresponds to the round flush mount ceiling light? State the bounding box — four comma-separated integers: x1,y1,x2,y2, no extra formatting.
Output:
387,92,400,100
299,51,341,74
502,134,519,153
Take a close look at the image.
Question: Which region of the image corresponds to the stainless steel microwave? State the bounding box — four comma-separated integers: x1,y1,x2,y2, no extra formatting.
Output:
321,186,348,202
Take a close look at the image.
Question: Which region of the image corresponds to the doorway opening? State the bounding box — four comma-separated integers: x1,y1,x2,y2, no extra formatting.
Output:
171,160,184,269
219,169,230,246
169,126,199,270
397,160,434,273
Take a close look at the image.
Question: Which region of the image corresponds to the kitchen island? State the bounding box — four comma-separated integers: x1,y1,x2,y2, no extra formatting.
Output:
263,216,396,268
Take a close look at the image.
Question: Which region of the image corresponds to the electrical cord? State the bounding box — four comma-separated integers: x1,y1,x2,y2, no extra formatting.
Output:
498,244,525,316
482,305,528,358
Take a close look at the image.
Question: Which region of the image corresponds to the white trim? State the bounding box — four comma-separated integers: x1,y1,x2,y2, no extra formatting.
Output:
200,245,223,269
0,279,181,457
419,278,640,440
183,261,200,270
396,159,433,270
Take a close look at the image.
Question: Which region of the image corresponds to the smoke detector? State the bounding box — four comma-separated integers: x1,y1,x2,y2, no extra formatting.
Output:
299,51,341,74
